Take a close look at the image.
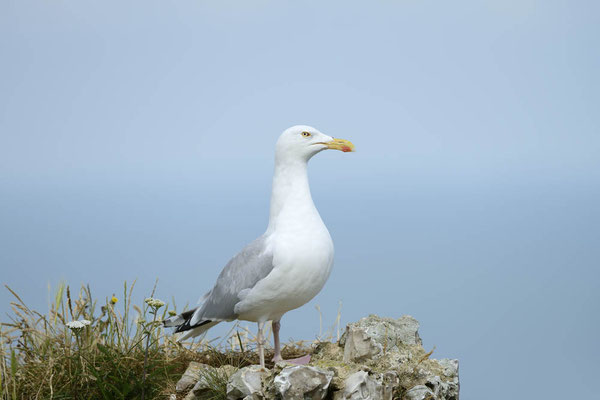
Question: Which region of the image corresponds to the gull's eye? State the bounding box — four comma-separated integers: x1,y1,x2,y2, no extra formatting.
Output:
301,131,311,137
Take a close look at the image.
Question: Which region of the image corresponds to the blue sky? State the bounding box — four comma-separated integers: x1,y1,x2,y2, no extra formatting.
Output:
1,1,599,399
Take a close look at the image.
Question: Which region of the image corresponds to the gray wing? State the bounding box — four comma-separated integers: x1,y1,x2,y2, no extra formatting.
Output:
190,235,274,325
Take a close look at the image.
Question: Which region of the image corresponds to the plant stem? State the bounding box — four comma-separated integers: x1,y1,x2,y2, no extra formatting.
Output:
141,309,157,400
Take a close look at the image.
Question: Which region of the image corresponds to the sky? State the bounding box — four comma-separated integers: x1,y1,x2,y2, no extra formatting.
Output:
1,1,599,398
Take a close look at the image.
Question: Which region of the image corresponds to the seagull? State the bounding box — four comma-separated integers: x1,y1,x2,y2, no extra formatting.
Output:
164,125,354,368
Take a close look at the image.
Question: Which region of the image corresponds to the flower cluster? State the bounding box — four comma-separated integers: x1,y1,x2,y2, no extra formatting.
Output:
66,319,91,331
144,297,165,309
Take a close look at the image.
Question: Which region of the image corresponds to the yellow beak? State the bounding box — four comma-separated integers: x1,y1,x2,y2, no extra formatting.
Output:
319,138,355,152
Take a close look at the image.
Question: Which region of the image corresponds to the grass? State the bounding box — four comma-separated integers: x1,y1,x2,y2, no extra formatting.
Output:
0,281,322,400
0,281,189,399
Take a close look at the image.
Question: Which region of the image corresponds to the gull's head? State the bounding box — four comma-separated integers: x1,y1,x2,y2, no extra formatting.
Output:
275,125,355,163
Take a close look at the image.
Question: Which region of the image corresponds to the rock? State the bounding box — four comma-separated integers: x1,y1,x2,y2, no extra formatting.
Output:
183,391,199,400
273,365,334,400
176,362,212,393
227,366,268,400
335,371,383,400
189,378,212,399
403,385,434,400
183,365,238,400
343,315,422,363
424,359,459,400
437,359,459,378
332,370,399,400
382,371,399,400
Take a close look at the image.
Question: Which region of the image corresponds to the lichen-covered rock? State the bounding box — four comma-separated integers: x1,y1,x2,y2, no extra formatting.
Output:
342,315,422,363
403,385,434,400
424,359,459,400
176,362,212,393
227,366,268,400
273,365,334,400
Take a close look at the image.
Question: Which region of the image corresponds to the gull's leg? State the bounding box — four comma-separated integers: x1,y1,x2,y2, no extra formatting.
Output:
272,320,282,363
271,319,311,365
257,321,266,369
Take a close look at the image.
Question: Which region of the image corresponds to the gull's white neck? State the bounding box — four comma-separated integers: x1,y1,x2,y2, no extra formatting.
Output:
266,157,322,234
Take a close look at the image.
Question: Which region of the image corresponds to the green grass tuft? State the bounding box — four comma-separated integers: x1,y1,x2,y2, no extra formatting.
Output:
0,282,200,399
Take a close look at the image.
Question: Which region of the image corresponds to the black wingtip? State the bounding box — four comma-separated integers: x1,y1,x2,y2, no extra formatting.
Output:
175,318,213,333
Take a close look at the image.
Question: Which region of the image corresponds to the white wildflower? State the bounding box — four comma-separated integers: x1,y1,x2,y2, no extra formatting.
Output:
144,297,165,309
66,319,91,330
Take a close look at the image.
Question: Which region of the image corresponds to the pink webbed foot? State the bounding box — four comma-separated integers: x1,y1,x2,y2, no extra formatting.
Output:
278,354,311,365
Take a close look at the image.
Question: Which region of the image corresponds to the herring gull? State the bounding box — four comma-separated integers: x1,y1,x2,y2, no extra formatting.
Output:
164,125,354,367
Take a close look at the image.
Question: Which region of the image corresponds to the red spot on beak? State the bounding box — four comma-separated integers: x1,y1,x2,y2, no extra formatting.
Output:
341,145,351,152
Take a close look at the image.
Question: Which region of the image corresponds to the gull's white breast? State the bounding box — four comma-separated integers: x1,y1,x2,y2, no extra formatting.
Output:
234,215,334,322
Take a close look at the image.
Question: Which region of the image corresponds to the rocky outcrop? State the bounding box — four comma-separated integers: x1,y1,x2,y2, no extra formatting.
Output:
173,315,459,400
